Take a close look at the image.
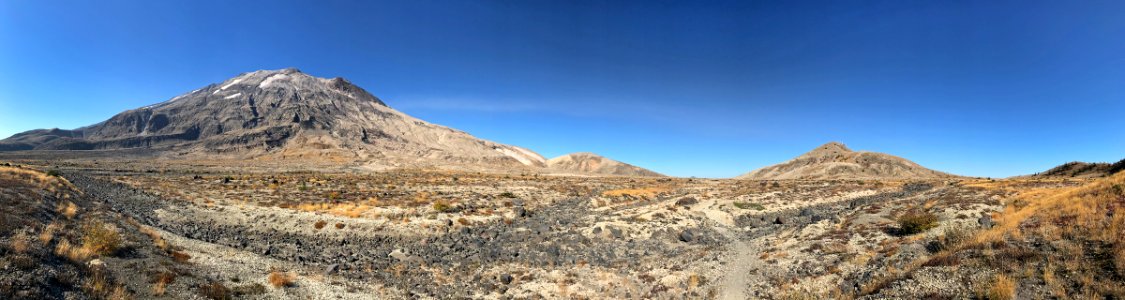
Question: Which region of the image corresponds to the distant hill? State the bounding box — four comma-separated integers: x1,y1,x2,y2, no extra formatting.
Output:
547,153,664,177
1031,159,1125,178
737,142,955,180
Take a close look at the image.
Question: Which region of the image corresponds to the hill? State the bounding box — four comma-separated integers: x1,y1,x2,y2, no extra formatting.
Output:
546,152,664,177
737,142,954,180
1031,159,1125,178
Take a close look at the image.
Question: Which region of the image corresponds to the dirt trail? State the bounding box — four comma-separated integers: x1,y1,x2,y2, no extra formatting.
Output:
718,238,753,299
715,227,770,300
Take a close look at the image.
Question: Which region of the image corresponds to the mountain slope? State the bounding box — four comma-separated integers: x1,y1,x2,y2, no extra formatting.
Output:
546,152,664,177
737,142,954,180
0,68,547,170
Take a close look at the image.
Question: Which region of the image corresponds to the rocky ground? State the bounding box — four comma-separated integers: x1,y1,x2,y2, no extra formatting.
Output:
3,160,1080,299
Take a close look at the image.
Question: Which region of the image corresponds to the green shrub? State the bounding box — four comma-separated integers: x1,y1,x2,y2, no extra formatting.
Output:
733,202,765,210
897,211,939,235
46,169,62,177
432,200,456,213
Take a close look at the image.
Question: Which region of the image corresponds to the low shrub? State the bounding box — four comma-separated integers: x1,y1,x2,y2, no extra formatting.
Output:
897,211,939,235
171,250,192,263
198,282,231,300
81,221,122,256
733,202,765,210
267,271,295,288
432,200,456,213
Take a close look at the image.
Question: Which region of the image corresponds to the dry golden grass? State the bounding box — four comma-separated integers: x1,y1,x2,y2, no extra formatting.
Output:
55,239,94,262
39,222,62,244
686,274,702,290
151,271,175,296
1116,242,1125,277
85,268,131,300
267,270,296,288
171,250,192,263
10,231,30,254
975,274,1015,300
138,225,169,252
58,201,79,219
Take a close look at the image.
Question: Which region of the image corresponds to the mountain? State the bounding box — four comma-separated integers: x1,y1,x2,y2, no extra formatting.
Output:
1030,159,1125,178
546,152,664,177
736,142,954,180
0,68,548,170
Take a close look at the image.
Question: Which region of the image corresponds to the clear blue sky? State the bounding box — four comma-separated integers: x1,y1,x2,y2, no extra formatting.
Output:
2,1,1123,178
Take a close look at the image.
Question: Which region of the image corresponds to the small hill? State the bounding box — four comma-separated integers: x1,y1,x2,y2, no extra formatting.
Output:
737,142,954,180
547,153,664,177
1032,159,1125,178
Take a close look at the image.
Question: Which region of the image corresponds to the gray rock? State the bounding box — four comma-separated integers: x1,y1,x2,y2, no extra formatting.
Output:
679,230,695,243
978,215,993,228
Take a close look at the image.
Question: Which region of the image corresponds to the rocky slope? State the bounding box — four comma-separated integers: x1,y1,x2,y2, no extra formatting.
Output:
737,142,954,180
0,68,549,171
546,152,664,177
